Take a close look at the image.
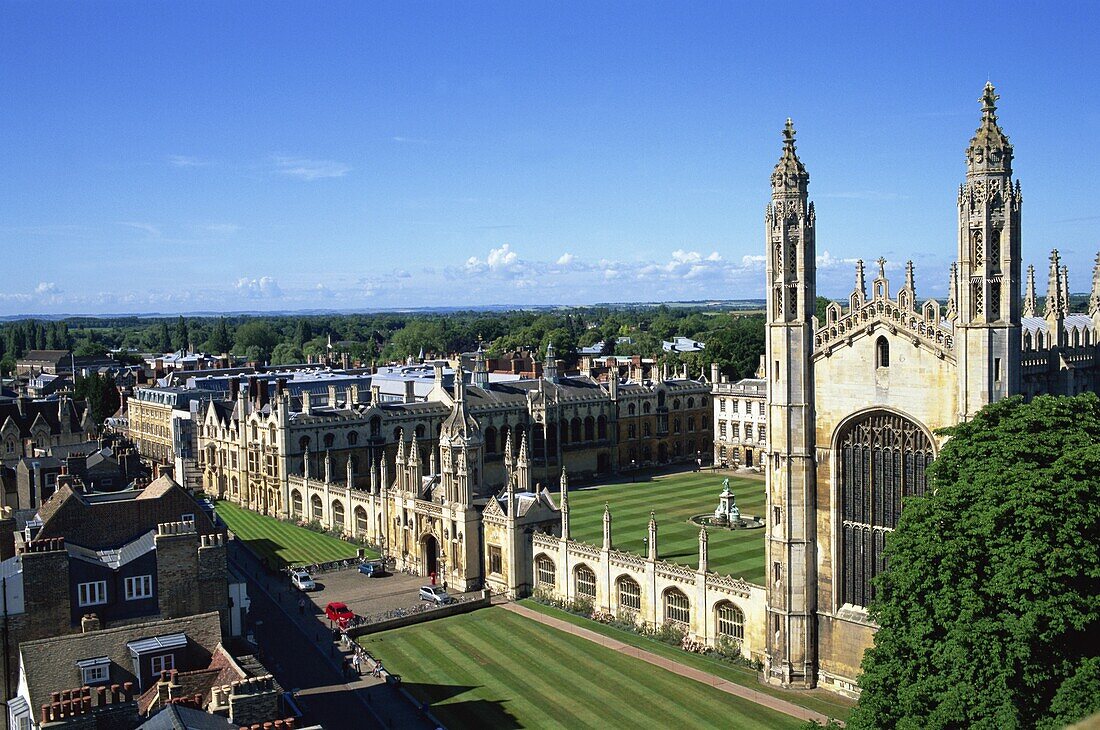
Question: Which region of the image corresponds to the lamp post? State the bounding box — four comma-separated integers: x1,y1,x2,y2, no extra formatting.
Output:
631,459,636,483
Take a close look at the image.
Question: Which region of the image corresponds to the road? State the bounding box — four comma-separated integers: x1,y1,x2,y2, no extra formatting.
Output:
229,540,435,730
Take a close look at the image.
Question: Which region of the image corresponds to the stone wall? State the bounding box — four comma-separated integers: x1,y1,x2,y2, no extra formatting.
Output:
529,532,767,663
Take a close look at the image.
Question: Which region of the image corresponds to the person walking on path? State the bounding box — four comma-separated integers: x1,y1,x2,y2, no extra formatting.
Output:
352,652,362,676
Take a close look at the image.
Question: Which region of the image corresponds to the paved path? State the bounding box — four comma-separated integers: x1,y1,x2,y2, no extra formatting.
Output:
230,540,436,730
501,601,836,725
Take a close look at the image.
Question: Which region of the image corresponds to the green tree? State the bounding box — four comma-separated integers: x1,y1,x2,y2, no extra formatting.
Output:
815,296,831,323
173,315,189,351
850,394,1100,730
206,317,232,354
73,373,120,428
294,319,313,348
234,321,279,361
270,342,304,366
156,321,171,353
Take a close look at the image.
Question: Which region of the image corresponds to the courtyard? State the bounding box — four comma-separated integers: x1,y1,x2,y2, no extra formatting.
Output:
568,470,766,584
215,500,374,569
358,607,804,730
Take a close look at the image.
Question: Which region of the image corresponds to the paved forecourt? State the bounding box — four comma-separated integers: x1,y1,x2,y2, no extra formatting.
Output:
215,500,373,568
567,470,766,585
358,607,804,730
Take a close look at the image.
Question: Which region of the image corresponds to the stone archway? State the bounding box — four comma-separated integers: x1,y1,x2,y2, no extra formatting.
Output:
421,533,439,577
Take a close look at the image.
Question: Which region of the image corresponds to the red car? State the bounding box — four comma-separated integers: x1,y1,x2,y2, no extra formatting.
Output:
324,601,355,628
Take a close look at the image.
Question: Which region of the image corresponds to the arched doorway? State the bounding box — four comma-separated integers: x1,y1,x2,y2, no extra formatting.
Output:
421,534,439,577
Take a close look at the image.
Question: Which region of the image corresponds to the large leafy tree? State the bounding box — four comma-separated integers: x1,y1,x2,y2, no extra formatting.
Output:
850,394,1100,730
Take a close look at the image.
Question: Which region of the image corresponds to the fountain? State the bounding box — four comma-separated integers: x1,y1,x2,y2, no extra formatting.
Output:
691,478,764,530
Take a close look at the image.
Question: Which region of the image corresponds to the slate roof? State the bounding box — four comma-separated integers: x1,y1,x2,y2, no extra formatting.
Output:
0,397,89,437
67,530,156,569
138,705,238,730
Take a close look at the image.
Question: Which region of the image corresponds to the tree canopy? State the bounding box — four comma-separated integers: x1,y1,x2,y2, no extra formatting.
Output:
850,394,1100,730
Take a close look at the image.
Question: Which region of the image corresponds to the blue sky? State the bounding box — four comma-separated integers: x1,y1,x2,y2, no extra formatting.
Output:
1,2,1098,315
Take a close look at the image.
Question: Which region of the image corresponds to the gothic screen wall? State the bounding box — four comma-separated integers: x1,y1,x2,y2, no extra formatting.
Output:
837,410,934,607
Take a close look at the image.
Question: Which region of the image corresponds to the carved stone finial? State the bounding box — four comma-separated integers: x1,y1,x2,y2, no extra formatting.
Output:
876,257,887,280
981,81,999,113
854,259,866,297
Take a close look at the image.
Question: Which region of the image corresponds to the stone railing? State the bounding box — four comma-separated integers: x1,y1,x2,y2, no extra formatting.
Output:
705,574,757,597
567,541,602,561
655,562,697,583
608,549,646,570
815,298,954,360
532,532,559,551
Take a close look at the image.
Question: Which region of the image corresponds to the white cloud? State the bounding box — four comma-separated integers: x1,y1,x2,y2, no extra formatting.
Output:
394,269,412,279
817,250,860,269
556,253,575,266
168,155,208,168
234,276,283,299
34,282,58,295
272,155,351,181
117,221,162,238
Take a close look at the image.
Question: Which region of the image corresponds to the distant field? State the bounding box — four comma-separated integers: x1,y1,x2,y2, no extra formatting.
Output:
568,470,766,584
214,500,370,568
359,607,803,730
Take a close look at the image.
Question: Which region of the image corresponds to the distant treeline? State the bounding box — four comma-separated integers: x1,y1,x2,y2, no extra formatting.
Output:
0,305,769,383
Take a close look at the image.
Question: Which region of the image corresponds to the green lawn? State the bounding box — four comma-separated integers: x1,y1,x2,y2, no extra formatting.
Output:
568,470,766,584
214,500,371,568
519,599,855,723
359,607,805,730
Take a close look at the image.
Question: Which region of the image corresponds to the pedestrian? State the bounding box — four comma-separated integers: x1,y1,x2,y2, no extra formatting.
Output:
372,660,384,678
298,597,305,615
352,653,362,676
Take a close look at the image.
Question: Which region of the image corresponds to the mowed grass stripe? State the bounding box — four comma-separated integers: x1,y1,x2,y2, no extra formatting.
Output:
567,473,766,583
361,608,803,730
214,500,369,568
494,613,746,729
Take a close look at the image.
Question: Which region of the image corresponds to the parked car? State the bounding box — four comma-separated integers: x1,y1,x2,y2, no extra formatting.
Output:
419,585,455,605
358,560,388,578
290,570,316,592
324,601,355,627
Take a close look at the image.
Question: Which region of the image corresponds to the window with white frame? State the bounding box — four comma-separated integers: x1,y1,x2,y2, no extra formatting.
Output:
82,664,108,684
78,581,107,607
180,513,195,523
731,399,739,413
664,589,690,625
719,398,726,413
575,566,596,598
617,577,641,611
125,575,153,601
535,556,556,587
716,603,745,640
150,654,175,675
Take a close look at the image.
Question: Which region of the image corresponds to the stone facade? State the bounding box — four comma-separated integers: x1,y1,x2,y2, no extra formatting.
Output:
764,84,1100,696
527,487,767,662
711,362,767,468
197,349,713,525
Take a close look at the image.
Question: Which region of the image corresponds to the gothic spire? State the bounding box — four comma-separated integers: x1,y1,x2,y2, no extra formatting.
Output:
1061,265,1070,314
904,260,915,292
543,340,558,382
967,82,1013,177
1023,264,1037,317
946,262,959,320
854,259,866,299
1045,250,1065,318
1089,254,1100,316
771,118,809,198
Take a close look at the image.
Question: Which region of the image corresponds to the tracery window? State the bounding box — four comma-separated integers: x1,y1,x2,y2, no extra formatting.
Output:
876,337,890,368
536,556,556,587
716,602,744,640
331,500,345,530
575,566,596,598
838,411,933,608
664,589,690,625
617,576,641,612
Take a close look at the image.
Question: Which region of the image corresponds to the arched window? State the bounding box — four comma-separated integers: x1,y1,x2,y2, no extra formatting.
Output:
331,500,345,530
628,403,636,416
687,416,696,432
571,418,582,443
687,397,695,409
310,494,323,521
393,427,402,442
230,477,238,497
643,402,651,414
657,391,666,408
290,490,303,517
597,415,608,440
673,418,681,434
628,424,637,440
716,602,744,640
347,430,359,445
355,506,368,535
664,588,690,625
575,565,596,598
584,416,595,441
876,336,890,368
838,411,934,608
535,555,556,587
673,399,681,410
416,424,426,439
484,427,498,453
323,432,335,448
617,576,640,612
370,416,381,437
643,423,651,438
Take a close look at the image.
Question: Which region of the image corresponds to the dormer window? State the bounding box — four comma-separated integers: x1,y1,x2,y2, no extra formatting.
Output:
876,337,890,368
